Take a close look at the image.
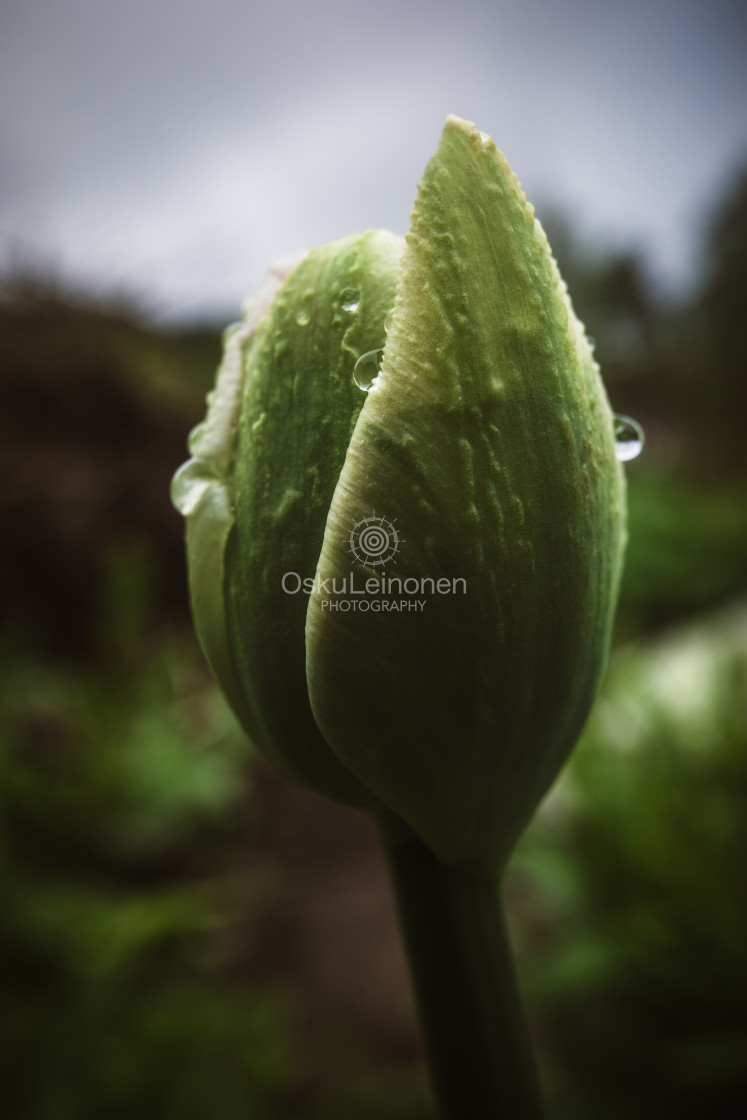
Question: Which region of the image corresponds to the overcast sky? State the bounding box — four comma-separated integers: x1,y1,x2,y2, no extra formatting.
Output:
1,0,745,321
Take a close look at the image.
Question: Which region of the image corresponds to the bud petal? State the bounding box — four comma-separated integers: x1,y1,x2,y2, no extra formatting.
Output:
305,117,626,868
184,231,404,806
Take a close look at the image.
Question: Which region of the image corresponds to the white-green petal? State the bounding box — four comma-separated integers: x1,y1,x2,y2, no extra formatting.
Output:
174,258,299,740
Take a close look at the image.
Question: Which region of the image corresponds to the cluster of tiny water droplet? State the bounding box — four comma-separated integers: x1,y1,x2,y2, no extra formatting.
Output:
172,289,644,523
346,299,646,465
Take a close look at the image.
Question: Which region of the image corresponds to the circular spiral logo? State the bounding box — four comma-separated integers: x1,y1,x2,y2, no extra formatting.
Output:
348,514,400,568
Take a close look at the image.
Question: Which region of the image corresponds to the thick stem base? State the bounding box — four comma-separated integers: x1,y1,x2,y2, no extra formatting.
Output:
380,821,545,1119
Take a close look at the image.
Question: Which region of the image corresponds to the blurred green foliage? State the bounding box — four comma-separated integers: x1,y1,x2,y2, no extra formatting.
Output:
1,166,747,1115
513,607,747,1117
0,608,433,1118
619,471,747,635
0,636,295,1119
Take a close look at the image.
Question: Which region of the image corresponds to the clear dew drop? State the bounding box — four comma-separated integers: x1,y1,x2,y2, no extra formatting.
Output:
187,421,208,456
353,349,384,392
340,287,360,312
170,457,219,516
613,413,645,462
296,309,310,326
384,309,393,333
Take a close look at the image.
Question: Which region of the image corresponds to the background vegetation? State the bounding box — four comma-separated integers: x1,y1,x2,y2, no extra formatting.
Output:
1,166,746,1117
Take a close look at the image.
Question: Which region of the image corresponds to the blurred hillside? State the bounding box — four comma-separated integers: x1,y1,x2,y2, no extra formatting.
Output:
1,167,746,1118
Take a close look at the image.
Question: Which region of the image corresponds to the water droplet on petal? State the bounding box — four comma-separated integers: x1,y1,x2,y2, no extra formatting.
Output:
170,457,219,516
187,421,208,456
340,287,360,312
296,309,310,326
353,349,384,392
384,309,393,333
613,414,645,462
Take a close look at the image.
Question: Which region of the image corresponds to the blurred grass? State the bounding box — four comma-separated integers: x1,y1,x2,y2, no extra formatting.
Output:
1,166,747,1116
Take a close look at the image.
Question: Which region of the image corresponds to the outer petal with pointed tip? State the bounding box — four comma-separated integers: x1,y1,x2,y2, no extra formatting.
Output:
305,117,626,870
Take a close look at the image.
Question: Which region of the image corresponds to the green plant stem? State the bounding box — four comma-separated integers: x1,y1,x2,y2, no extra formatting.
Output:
379,819,545,1119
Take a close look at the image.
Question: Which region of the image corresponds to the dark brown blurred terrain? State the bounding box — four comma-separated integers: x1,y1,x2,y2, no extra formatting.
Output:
0,286,210,657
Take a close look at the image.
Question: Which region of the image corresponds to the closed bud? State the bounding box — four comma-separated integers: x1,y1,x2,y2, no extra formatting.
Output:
173,116,626,873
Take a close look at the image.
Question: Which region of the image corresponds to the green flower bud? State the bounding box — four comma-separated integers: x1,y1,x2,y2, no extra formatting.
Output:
172,116,626,873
